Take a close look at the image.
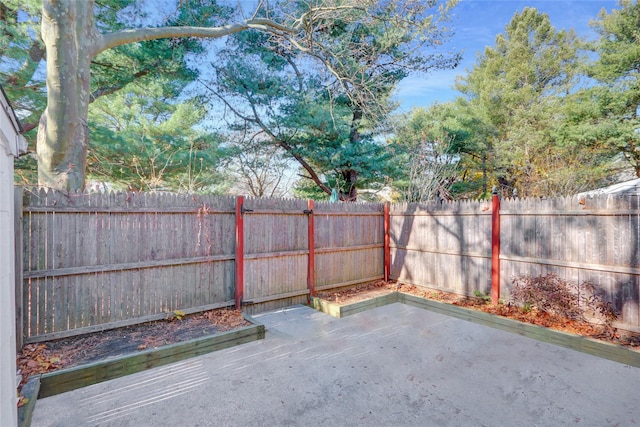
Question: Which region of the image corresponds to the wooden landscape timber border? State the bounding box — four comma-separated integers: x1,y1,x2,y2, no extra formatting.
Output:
17,375,39,427
309,292,399,318
309,292,640,369
37,322,265,399
42,326,260,394
17,315,265,427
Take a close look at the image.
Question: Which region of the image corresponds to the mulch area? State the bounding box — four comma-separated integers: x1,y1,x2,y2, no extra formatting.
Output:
316,280,640,350
316,280,400,303
16,308,250,405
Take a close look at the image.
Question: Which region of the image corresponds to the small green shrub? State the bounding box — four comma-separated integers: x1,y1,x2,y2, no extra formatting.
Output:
166,309,186,322
473,290,491,303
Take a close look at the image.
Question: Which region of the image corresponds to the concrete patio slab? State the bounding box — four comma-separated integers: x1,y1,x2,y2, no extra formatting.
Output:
31,303,640,426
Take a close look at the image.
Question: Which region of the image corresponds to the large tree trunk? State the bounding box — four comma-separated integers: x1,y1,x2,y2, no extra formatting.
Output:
36,0,295,191
341,169,358,201
341,107,363,201
38,1,95,190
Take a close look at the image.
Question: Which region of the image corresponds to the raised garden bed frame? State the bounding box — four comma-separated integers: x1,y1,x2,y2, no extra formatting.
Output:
310,292,640,368
19,316,264,427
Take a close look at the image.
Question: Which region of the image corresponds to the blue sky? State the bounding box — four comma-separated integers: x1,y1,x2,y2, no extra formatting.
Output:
395,0,620,111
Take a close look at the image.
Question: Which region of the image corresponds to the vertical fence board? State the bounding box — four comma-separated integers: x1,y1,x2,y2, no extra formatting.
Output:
14,188,23,349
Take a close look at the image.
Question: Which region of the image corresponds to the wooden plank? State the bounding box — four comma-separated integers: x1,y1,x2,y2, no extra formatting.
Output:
38,324,265,398
23,206,235,214
500,254,640,276
241,209,307,215
244,249,308,260
389,212,491,217
235,196,244,309
309,297,342,318
315,243,383,254
309,211,382,217
62,201,75,330
308,293,408,319
491,192,500,304
23,254,236,279
36,212,46,336
51,206,63,333
244,289,310,305
390,245,490,259
315,275,385,291
500,209,636,216
17,374,40,427
24,210,35,339
384,202,390,281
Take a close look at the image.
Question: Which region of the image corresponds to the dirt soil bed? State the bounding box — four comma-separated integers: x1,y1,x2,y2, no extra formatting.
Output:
317,280,640,350
16,308,249,400
316,280,399,303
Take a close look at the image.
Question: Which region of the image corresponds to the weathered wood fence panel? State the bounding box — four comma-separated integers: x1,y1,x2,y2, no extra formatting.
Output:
18,189,385,342
500,195,640,330
313,202,385,291
390,195,640,331
242,198,310,314
17,188,640,343
389,200,493,297
20,189,237,343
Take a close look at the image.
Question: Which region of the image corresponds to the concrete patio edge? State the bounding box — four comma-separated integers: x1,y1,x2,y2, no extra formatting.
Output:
310,292,640,368
18,314,266,427
38,322,265,398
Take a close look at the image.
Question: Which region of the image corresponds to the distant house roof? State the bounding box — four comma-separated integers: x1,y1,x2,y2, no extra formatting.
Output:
579,178,640,197
0,84,23,134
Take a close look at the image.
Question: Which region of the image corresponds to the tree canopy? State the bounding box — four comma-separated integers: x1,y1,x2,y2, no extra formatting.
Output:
202,0,460,200
405,6,628,199
3,0,637,200
7,0,460,193
584,0,640,176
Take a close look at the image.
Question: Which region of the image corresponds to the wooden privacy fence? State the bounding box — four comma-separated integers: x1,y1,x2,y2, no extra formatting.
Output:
389,194,640,331
15,188,640,346
389,199,493,299
499,195,640,331
15,188,384,344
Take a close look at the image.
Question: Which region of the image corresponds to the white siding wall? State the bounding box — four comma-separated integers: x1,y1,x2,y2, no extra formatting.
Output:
0,148,16,426
0,90,25,427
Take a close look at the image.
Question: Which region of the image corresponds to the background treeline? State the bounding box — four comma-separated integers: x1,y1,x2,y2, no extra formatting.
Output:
2,0,638,200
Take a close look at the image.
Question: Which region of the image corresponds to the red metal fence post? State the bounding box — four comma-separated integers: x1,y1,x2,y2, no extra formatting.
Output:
491,188,501,305
307,200,315,297
235,196,245,310
384,202,390,282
